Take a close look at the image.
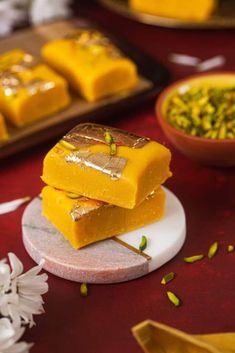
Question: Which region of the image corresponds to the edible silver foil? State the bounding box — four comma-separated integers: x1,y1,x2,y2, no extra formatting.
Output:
66,150,127,180
0,53,55,97
63,123,149,149
70,202,100,221
65,29,121,59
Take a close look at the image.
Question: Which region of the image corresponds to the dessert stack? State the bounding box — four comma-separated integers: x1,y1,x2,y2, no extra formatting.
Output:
41,123,172,249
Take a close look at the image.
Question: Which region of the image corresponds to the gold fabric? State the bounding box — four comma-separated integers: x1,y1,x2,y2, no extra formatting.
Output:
132,320,235,353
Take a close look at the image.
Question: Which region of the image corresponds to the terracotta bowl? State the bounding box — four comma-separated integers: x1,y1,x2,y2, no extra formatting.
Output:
156,73,235,167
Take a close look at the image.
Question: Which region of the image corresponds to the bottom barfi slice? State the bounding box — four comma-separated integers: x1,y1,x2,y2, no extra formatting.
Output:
42,185,165,249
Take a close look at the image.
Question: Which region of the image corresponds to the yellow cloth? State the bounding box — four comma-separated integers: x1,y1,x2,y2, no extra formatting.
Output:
132,320,235,353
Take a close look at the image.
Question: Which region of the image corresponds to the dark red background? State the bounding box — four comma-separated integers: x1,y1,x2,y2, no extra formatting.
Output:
1,3,235,352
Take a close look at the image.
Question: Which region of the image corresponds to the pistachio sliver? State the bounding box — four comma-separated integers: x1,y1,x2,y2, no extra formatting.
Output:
139,235,147,252
66,192,81,199
104,131,113,145
80,283,88,297
110,143,117,156
208,242,218,259
227,245,234,253
166,291,181,307
161,272,175,285
184,254,204,263
59,139,77,151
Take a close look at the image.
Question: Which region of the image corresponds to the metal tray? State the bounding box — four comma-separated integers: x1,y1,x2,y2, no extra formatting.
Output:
100,0,235,29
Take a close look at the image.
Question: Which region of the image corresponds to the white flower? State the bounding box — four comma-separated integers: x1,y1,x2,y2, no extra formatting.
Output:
0,318,32,353
0,253,48,328
30,0,71,25
0,0,27,38
0,260,10,293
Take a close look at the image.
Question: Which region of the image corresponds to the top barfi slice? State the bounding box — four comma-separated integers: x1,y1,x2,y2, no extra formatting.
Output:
42,123,172,209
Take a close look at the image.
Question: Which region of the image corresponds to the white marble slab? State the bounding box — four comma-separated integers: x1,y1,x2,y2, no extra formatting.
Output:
22,187,186,283
118,187,186,272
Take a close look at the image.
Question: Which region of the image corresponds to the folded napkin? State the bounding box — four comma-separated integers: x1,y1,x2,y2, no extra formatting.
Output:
132,320,235,353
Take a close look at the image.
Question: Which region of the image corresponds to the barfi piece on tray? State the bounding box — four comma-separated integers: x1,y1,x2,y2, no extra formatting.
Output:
0,113,9,141
0,49,70,127
129,0,216,21
42,185,165,249
42,123,172,209
41,30,137,102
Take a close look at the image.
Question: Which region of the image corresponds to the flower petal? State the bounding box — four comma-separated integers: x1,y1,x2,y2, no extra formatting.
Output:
18,260,45,280
0,318,25,351
0,263,11,289
0,318,15,345
8,254,23,279
5,342,33,353
4,341,33,353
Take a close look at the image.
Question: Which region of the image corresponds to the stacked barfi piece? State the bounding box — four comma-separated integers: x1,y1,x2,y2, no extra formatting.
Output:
41,123,172,249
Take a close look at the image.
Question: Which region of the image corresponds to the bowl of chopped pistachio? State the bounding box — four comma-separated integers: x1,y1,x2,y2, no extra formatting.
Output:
156,72,235,167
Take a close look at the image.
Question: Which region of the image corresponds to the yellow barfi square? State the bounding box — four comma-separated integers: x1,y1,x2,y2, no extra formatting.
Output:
41,30,138,102
0,49,70,127
42,185,165,249
129,0,216,21
42,123,171,209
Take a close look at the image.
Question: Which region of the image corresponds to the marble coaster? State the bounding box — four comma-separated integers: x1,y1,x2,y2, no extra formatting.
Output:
22,187,186,284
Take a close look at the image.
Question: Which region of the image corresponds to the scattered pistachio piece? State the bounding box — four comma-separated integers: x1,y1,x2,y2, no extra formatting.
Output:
184,254,204,263
110,143,117,156
161,272,175,285
228,245,234,253
59,140,77,151
104,131,113,145
80,283,88,297
208,242,218,259
66,192,81,199
139,235,147,252
166,291,181,307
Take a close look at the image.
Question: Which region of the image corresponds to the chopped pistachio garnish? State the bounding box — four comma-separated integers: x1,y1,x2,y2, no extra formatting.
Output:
184,254,204,263
166,86,235,139
80,283,88,297
110,143,117,156
139,235,147,252
104,131,117,155
104,131,113,145
161,272,175,285
227,245,234,253
59,139,77,151
208,242,218,259
66,192,81,199
166,291,181,307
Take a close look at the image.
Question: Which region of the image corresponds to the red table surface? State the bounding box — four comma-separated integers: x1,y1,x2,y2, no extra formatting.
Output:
1,3,235,353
